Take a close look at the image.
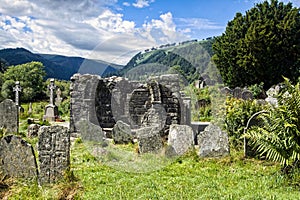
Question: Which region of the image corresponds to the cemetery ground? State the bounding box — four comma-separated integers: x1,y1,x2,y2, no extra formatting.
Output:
1,139,300,199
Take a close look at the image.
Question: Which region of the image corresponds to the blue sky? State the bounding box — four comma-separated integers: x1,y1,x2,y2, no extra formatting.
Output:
0,0,299,64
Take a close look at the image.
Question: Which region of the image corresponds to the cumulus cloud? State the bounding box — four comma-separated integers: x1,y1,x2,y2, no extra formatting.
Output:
132,0,154,8
0,0,189,64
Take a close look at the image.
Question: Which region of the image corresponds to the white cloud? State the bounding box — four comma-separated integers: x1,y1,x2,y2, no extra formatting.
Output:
123,2,130,7
0,0,189,64
132,0,154,8
176,18,223,30
141,12,189,44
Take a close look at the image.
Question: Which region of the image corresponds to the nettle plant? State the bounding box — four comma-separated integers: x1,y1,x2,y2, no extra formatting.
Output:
246,78,300,168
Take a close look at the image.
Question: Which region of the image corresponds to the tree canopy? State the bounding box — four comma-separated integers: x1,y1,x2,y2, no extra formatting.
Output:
212,0,300,89
1,61,46,102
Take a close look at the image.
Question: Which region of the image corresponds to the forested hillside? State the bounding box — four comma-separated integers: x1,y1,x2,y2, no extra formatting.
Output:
115,39,216,83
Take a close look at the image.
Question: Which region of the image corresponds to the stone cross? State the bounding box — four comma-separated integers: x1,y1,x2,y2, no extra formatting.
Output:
13,81,22,106
48,79,56,105
13,81,22,133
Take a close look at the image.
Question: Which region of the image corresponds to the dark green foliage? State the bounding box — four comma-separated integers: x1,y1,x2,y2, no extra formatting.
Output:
213,0,300,89
120,40,215,83
246,78,300,167
1,61,46,102
225,98,266,149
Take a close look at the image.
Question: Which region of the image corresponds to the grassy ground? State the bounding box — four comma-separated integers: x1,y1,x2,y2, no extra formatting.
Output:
1,141,300,200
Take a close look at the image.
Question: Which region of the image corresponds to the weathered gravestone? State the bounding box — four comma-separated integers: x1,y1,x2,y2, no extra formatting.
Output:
112,120,133,144
38,125,70,184
43,79,59,121
0,135,38,179
242,90,254,100
168,124,194,156
233,87,243,99
27,124,41,138
141,104,167,130
220,87,232,96
76,120,104,143
55,88,63,106
0,99,18,133
137,126,163,153
198,124,230,157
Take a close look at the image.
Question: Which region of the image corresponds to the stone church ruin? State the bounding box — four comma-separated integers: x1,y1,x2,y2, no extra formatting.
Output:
70,73,191,140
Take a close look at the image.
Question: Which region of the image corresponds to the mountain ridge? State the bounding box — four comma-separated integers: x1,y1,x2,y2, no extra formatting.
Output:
0,47,122,80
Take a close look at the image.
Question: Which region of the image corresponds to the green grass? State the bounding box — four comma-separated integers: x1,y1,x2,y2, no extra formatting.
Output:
2,142,300,199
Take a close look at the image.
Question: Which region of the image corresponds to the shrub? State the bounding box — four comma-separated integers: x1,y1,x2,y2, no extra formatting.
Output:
225,98,266,149
246,78,300,168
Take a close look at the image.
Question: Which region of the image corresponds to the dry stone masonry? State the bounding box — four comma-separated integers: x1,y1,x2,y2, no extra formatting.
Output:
70,74,191,140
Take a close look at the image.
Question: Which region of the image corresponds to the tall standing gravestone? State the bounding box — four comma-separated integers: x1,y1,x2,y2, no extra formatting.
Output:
0,99,18,133
43,79,59,121
38,125,70,184
0,135,38,179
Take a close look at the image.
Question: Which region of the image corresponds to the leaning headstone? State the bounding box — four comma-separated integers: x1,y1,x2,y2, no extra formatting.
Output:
76,120,104,143
0,99,18,133
38,125,70,184
198,124,229,157
168,124,194,156
0,135,38,179
27,124,41,138
112,120,133,144
137,126,163,153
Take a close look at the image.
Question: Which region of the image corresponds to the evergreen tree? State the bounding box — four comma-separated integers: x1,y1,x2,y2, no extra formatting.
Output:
212,0,300,89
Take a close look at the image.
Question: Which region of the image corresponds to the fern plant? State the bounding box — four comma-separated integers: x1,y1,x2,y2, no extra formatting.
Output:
246,78,300,167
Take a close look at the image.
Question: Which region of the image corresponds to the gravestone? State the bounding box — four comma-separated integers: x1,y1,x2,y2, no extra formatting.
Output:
28,102,32,115
55,88,63,106
38,125,70,184
27,124,41,138
0,135,38,179
137,126,163,153
242,90,254,100
168,124,194,156
220,87,232,96
141,104,167,130
0,99,18,133
233,87,243,99
76,120,104,143
198,124,229,157
43,79,59,121
112,120,133,144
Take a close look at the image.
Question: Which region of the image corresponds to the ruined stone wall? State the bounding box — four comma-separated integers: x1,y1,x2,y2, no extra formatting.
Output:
70,74,191,137
70,74,100,132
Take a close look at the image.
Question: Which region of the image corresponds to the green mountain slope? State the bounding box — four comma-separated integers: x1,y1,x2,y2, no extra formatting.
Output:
118,38,215,82
0,48,122,80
